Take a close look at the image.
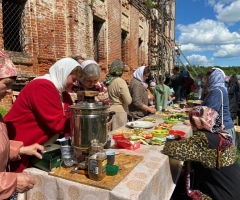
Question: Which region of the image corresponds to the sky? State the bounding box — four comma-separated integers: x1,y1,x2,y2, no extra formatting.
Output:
175,0,240,67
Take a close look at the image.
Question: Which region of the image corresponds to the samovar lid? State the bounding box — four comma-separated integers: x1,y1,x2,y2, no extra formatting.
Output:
69,101,109,110
69,90,109,110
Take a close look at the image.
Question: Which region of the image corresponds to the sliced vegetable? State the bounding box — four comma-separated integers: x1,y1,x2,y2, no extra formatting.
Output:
130,135,144,140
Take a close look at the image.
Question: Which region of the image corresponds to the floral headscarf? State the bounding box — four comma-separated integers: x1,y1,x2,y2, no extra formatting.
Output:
133,66,145,84
189,106,232,139
206,68,227,92
103,59,125,86
0,51,17,78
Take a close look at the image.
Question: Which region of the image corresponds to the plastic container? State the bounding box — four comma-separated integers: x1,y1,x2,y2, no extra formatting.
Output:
180,103,185,109
166,135,175,142
164,120,178,125
105,151,115,165
106,165,119,176
112,134,141,150
168,130,186,138
151,130,169,138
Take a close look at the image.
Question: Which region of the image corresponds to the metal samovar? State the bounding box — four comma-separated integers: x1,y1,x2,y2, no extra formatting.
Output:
68,91,114,170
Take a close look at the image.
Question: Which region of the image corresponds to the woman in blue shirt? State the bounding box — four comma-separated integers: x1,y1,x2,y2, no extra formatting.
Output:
202,68,236,145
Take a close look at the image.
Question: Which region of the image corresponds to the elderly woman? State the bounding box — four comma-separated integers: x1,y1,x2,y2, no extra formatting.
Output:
103,59,131,130
74,60,110,105
163,106,240,200
4,58,82,172
128,66,156,120
147,81,156,106
201,68,236,145
0,52,44,199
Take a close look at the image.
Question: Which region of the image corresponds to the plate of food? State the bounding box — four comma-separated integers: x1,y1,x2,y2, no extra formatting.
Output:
126,121,155,129
143,117,156,123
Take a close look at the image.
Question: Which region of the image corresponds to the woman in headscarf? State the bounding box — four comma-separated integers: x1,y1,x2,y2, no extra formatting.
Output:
147,81,156,106
228,75,239,120
73,59,110,105
4,58,82,172
230,74,240,101
128,66,156,120
103,59,131,130
201,68,236,145
0,52,45,199
163,106,240,200
153,74,172,110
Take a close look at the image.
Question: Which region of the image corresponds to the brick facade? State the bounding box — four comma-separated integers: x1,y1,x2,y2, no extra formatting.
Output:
0,0,175,110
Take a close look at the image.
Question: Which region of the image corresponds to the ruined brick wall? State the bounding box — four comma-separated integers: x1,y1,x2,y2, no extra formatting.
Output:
0,0,159,109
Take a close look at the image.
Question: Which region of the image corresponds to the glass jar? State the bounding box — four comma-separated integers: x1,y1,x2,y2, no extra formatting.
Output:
88,139,107,181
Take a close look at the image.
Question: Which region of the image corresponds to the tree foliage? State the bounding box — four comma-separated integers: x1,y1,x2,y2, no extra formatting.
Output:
182,65,240,79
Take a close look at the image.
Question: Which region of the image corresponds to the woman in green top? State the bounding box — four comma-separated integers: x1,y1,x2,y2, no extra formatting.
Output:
153,75,172,110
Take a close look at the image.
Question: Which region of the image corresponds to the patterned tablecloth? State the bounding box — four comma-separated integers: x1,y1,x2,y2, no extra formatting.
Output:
17,115,192,200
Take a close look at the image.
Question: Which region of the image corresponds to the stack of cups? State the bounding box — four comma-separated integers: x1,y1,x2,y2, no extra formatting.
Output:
159,106,162,112
105,151,115,165
57,136,76,167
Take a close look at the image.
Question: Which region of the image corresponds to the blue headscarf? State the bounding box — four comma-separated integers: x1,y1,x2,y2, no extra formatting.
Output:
206,68,227,92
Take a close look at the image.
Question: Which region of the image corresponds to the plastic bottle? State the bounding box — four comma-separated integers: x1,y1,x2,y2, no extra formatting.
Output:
88,139,107,181
57,137,76,167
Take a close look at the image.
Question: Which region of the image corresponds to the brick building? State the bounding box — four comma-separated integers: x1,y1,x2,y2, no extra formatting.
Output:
0,0,175,110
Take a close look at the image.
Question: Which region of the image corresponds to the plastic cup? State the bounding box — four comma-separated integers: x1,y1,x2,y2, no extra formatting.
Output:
105,151,115,165
159,106,162,112
180,104,185,109
106,165,119,176
166,135,175,142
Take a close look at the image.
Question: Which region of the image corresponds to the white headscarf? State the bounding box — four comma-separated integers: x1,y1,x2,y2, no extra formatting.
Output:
133,66,146,84
34,58,80,93
80,60,98,69
206,68,227,92
150,82,156,87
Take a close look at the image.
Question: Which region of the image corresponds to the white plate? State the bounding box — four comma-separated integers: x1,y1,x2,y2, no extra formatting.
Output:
126,121,155,129
171,109,183,113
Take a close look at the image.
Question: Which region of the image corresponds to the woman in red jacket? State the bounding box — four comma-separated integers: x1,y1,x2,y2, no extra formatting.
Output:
0,52,44,199
4,58,82,173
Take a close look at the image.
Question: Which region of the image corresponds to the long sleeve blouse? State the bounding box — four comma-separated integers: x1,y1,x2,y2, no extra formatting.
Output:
0,118,23,199
201,87,233,130
4,79,71,172
128,78,148,119
107,77,132,112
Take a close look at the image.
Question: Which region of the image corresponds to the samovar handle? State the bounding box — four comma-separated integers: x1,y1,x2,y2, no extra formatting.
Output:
108,111,116,122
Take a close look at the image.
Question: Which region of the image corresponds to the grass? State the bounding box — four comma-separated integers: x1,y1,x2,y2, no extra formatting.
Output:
0,106,9,117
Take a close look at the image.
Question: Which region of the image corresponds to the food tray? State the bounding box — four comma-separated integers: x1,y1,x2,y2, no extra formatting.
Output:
113,134,141,150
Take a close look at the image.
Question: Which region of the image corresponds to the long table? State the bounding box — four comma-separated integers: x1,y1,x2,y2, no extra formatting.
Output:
17,115,192,200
